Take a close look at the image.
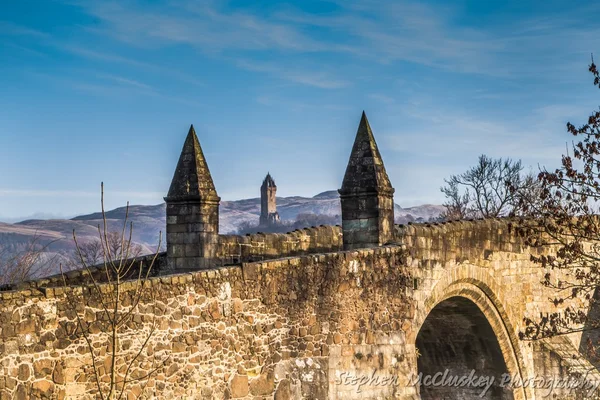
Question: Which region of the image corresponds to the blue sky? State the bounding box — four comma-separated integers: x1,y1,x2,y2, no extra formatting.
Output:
1,0,600,221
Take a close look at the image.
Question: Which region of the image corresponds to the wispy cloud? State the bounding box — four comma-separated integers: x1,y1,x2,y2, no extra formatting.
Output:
54,45,205,87
97,74,153,91
368,94,396,104
65,1,352,88
85,1,332,53
276,1,600,78
382,102,575,165
25,68,203,107
0,21,49,38
9,1,600,87
62,0,600,86
255,94,348,112
4,0,600,217
4,42,48,58
61,45,155,69
236,59,349,89
274,2,502,74
71,81,203,108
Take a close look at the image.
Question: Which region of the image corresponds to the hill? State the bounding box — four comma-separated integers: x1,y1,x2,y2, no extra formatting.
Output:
0,192,443,276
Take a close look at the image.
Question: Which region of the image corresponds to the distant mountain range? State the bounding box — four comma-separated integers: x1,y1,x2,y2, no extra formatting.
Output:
0,191,443,276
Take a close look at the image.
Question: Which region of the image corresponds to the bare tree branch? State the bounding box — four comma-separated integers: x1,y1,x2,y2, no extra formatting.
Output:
60,183,167,399
517,60,600,366
440,155,540,220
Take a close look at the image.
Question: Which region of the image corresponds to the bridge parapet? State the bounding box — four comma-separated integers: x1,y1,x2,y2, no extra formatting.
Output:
0,218,597,399
0,245,418,399
216,225,343,264
395,218,527,264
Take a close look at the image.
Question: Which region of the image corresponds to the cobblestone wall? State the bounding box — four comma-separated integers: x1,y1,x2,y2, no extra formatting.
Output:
0,247,413,399
217,225,343,263
0,219,596,399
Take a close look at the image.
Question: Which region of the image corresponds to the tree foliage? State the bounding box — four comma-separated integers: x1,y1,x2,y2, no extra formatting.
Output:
440,154,540,220
517,60,600,364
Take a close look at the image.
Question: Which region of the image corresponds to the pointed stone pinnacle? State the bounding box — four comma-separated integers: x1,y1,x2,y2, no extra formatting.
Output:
263,172,276,188
166,125,219,201
340,111,393,194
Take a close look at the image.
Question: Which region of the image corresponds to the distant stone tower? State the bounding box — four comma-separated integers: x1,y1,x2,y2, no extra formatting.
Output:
164,125,220,270
338,111,395,250
260,173,280,226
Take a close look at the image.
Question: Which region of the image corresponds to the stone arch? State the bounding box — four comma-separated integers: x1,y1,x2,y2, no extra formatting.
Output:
414,265,531,400
417,296,513,399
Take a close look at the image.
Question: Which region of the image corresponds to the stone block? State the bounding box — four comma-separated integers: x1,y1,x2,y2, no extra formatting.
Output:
230,374,249,398
185,244,199,257
166,223,187,233
250,372,274,396
171,245,185,258
33,359,53,378
17,364,30,381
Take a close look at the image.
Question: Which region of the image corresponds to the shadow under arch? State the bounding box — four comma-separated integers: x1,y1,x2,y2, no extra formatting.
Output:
414,270,531,400
417,296,514,399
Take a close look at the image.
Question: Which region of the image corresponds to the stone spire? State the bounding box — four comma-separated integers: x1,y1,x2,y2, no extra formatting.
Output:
263,172,276,188
340,111,393,194
166,124,218,201
338,112,395,250
165,125,220,271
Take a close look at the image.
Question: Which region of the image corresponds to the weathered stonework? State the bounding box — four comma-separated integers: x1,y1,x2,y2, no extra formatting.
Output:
339,112,395,250
165,125,220,271
0,219,598,399
260,173,280,226
217,225,343,264
2,115,597,399
0,246,413,399
163,125,343,272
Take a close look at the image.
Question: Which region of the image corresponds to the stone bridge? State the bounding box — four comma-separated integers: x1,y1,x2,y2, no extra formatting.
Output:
0,113,597,399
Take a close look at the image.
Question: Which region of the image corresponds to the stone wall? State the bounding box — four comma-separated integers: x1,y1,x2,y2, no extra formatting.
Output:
1,252,167,292
7,225,343,293
339,191,395,250
166,199,220,271
217,225,343,264
395,218,591,336
397,219,600,399
0,219,597,399
0,246,414,399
